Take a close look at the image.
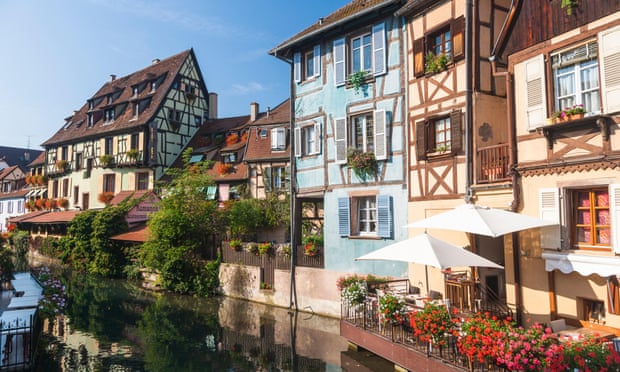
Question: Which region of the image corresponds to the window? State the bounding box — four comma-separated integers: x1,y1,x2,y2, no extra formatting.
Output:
73,186,79,205
221,153,236,163
103,174,115,193
130,134,139,150
263,166,289,193
412,17,465,78
61,146,68,161
17,200,23,213
334,110,388,164
293,45,321,82
415,110,462,160
333,23,386,86
295,123,321,157
136,172,149,191
75,153,82,171
272,167,286,190
552,42,600,115
62,179,69,197
583,298,605,323
52,180,59,199
271,128,286,151
105,137,113,155
572,188,610,250
7,201,12,214
82,193,89,210
104,108,115,122
338,195,392,238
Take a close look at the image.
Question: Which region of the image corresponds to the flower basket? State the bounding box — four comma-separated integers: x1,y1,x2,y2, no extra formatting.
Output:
57,198,69,209
229,239,242,252
215,162,233,176
98,191,114,205
378,293,408,325
304,243,318,256
347,148,377,179
258,242,273,255
247,243,259,256
55,159,68,172
341,280,367,306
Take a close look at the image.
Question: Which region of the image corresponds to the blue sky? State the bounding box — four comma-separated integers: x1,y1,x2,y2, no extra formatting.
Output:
0,0,350,149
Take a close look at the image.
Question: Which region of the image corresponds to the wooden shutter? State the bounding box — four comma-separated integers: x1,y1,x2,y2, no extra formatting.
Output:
334,38,346,86
607,276,620,315
374,110,387,160
338,197,351,236
609,184,620,254
294,127,302,157
263,167,272,193
335,117,347,164
599,25,620,114
451,17,465,61
372,22,386,76
539,188,560,250
450,110,463,153
523,55,547,130
293,52,301,83
314,122,322,155
413,38,425,78
377,195,393,238
415,121,427,161
313,45,321,77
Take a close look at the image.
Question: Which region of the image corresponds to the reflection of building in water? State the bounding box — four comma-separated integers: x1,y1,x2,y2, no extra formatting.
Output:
43,316,137,371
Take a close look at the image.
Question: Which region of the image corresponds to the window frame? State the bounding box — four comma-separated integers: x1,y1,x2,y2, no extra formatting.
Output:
569,187,611,251
136,172,149,191
338,194,392,239
415,110,463,161
103,174,115,194
350,30,373,74
271,127,286,151
412,17,465,78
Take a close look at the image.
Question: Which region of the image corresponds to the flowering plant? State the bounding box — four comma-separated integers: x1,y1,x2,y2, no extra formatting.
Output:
347,148,377,179
276,244,291,257
546,336,620,371
341,279,367,305
33,266,66,320
495,323,556,371
215,162,233,175
258,242,273,255
565,104,586,115
457,312,513,365
229,239,242,251
411,301,458,346
378,293,408,325
304,243,318,256
247,243,259,255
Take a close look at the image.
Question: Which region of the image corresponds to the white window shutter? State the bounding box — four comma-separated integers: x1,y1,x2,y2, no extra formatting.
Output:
524,54,547,130
313,45,321,77
372,23,386,76
609,184,620,254
539,188,561,250
374,109,387,160
334,38,346,87
335,117,347,164
338,197,350,236
377,195,392,238
294,127,302,157
294,52,301,83
599,25,620,114
314,122,322,155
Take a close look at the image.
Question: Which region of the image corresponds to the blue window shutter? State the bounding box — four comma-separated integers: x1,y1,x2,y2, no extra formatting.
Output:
333,38,346,86
294,127,302,157
377,195,392,238
335,117,347,164
338,197,350,236
374,109,387,160
314,122,322,155
294,52,301,83
313,44,321,77
372,23,386,76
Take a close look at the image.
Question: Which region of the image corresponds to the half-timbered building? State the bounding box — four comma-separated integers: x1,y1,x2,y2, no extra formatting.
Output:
506,0,620,332
41,49,209,210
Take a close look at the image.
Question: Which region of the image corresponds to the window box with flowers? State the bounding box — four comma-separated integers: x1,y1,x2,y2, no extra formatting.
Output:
99,154,114,168
347,148,377,179
247,243,259,256
229,239,242,252
57,198,69,209
215,162,234,176
258,242,273,256
378,293,408,326
98,191,114,205
55,159,68,173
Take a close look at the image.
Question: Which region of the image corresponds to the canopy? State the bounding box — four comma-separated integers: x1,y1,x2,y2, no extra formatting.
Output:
406,203,558,238
355,233,503,270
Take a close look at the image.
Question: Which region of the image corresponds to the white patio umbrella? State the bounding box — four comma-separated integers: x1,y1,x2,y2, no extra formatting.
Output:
405,203,557,238
355,233,503,294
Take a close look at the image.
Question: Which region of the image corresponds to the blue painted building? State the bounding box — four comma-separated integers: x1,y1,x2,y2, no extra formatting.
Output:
271,0,408,279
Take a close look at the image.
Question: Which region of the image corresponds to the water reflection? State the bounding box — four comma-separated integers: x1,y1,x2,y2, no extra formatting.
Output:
34,271,351,371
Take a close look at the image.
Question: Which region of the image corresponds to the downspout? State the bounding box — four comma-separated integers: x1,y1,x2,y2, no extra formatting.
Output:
489,0,522,324
464,0,474,203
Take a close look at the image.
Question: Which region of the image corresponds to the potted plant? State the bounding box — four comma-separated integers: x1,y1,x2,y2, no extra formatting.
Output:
215,162,233,176
378,293,408,325
98,191,114,205
347,148,377,179
425,52,450,74
565,104,586,119
247,243,259,255
341,279,368,306
348,70,369,93
411,301,458,349
276,244,291,258
55,159,68,172
99,154,114,168
57,198,69,209
258,242,272,255
302,233,323,256
126,148,139,160
229,239,242,252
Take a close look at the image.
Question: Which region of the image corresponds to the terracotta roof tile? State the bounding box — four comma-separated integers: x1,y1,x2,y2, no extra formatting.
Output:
110,189,158,206
42,49,194,146
111,224,150,242
10,210,80,224
0,189,29,200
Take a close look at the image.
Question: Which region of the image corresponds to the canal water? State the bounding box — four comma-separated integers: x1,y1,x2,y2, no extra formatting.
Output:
32,270,393,371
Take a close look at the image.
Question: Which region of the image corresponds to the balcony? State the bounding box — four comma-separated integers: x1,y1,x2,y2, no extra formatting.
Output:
476,143,510,184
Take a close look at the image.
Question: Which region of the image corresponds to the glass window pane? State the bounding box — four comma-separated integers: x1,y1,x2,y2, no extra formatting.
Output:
598,228,611,245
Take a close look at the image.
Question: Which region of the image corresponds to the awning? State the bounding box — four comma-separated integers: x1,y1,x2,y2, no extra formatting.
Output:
189,154,204,163
542,251,620,277
35,188,47,197
25,190,36,198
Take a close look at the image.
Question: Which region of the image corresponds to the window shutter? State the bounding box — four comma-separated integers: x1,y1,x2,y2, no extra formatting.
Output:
338,197,351,236
372,23,386,76
450,109,463,153
294,52,301,83
539,188,560,250
285,166,291,189
451,16,465,61
523,55,547,130
413,38,425,78
415,121,427,161
335,117,347,164
263,167,272,193
313,45,321,77
377,195,393,238
609,184,620,254
607,276,620,315
374,110,387,160
314,122,322,155
599,25,620,114
294,127,302,157
334,38,346,86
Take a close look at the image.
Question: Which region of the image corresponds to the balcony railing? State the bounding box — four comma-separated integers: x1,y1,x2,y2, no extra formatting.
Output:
476,143,510,183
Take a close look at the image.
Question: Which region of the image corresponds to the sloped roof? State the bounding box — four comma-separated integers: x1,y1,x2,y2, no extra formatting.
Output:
0,165,19,181
110,189,158,206
110,224,150,242
0,146,43,170
270,0,403,57
207,161,249,182
10,210,80,224
27,152,46,167
244,100,291,162
0,189,29,200
42,49,195,146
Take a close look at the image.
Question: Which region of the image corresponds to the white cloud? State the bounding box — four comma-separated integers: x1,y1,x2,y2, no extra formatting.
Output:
228,82,266,96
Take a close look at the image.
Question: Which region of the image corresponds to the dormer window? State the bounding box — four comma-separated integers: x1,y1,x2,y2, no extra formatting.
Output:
107,95,113,104
132,86,139,97
104,108,115,123
88,100,94,110
222,153,236,163
88,113,94,127
133,103,139,118
150,81,157,92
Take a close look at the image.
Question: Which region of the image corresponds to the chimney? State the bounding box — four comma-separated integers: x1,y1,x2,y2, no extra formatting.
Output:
319,17,324,25
152,58,160,65
208,93,218,119
110,74,116,82
250,102,259,122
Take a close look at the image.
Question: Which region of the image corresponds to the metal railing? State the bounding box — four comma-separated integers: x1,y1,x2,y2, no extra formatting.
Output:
476,143,510,183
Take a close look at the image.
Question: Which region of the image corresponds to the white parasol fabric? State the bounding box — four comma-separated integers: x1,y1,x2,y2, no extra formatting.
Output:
405,203,558,238
355,233,503,270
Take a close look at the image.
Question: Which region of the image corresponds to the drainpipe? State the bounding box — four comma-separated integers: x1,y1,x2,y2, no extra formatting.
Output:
490,0,522,324
464,0,474,203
